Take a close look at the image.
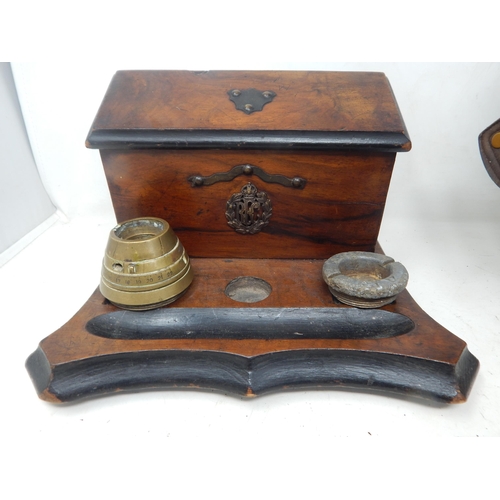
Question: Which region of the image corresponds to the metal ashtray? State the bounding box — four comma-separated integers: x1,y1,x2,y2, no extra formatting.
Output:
322,252,409,308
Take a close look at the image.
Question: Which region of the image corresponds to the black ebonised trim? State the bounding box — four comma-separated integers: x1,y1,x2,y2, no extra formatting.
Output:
85,129,411,152
455,347,481,400
25,347,52,396
85,308,415,340
30,348,478,403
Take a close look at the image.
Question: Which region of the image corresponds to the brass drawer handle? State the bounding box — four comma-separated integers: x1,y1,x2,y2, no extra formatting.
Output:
188,164,306,189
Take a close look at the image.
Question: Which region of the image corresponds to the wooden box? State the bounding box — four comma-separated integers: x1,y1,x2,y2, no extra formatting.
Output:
86,70,411,259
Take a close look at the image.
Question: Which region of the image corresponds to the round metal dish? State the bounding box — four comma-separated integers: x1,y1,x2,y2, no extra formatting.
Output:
322,251,409,308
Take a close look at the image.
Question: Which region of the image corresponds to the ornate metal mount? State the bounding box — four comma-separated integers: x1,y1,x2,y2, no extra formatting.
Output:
227,88,276,114
225,183,272,234
189,164,306,189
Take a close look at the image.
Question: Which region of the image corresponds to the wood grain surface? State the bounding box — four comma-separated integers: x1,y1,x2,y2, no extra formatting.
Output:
87,70,411,141
101,149,396,258
25,70,478,404
26,258,479,404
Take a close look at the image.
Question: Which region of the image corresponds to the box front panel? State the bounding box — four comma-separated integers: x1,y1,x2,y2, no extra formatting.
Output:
101,149,395,259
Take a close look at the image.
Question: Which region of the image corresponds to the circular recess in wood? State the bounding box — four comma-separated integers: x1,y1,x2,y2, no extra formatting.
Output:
225,276,272,303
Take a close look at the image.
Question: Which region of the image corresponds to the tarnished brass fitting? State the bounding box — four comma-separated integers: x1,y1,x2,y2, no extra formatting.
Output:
100,217,193,310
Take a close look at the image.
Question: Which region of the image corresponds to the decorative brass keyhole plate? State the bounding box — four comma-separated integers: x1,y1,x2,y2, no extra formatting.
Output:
225,183,272,234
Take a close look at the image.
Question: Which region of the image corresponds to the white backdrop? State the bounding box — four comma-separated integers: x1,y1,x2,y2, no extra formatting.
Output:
2,60,500,497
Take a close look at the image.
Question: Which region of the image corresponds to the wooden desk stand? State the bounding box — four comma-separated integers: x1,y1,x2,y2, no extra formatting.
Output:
26,70,479,403
26,256,478,404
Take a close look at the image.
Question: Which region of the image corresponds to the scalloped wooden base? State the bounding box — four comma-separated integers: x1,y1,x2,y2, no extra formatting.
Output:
25,257,479,404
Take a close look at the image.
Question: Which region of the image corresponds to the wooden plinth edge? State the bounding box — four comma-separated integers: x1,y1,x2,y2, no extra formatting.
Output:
25,257,479,404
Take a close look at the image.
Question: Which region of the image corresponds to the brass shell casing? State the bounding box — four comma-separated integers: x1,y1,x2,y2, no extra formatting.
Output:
100,218,193,310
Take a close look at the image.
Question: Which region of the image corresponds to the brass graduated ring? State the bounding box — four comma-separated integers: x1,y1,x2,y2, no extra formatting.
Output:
100,217,193,310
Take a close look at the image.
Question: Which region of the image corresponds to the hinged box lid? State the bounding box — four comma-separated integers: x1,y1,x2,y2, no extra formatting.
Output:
86,70,411,152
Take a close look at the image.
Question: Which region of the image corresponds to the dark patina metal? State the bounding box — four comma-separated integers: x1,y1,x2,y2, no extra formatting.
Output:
225,182,272,234
227,88,276,114
323,252,409,308
188,163,306,189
